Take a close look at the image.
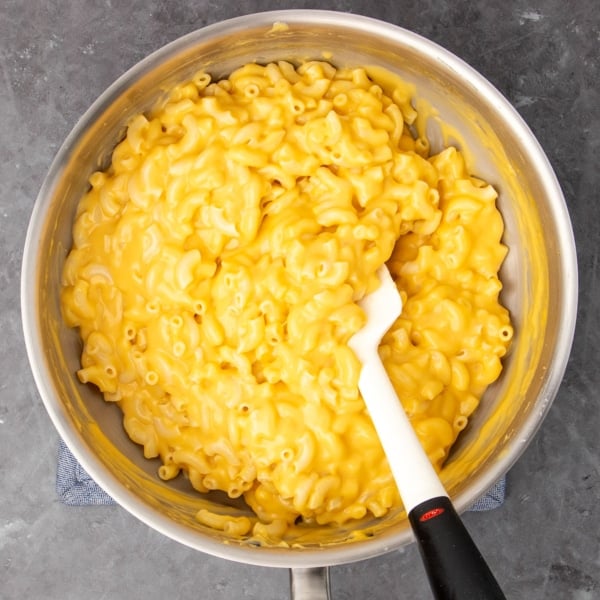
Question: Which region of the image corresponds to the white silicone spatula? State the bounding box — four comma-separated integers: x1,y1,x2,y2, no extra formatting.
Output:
349,265,506,600
349,266,447,510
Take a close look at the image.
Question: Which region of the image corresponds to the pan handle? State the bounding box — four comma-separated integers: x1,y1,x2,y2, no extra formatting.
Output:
289,567,331,599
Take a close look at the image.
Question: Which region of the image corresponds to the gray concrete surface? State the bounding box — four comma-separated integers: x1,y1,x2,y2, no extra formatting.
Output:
1,1,599,598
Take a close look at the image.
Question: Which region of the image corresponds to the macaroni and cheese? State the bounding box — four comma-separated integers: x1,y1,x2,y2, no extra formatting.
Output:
61,60,512,539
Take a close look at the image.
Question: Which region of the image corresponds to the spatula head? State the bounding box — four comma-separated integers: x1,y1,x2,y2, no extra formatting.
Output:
348,266,402,362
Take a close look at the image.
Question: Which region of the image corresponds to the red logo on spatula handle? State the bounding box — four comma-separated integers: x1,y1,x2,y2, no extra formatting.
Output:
419,507,446,522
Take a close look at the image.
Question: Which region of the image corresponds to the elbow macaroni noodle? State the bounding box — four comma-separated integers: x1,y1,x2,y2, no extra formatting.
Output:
61,60,512,539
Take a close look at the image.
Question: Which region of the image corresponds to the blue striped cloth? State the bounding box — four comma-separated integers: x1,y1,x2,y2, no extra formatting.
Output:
57,438,506,510
57,439,115,505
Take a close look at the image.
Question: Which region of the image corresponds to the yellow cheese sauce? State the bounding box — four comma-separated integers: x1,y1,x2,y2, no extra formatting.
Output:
366,63,548,492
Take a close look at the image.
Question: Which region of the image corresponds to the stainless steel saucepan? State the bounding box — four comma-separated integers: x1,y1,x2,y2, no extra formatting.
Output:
21,10,577,598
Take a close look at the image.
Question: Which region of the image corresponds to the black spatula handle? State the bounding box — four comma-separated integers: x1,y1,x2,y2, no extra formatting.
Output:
409,496,506,599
